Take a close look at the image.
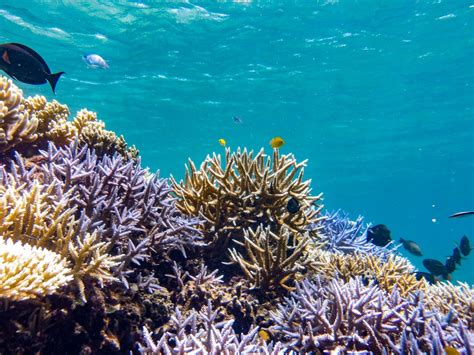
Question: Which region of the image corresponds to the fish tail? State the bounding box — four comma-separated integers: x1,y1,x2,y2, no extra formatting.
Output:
47,71,65,94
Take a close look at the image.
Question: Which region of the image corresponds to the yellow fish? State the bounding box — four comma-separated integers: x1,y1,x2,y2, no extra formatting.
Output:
258,329,270,342
444,347,460,355
269,136,285,149
218,138,226,147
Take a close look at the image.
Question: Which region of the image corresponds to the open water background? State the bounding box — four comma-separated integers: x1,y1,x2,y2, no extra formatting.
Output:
1,0,473,283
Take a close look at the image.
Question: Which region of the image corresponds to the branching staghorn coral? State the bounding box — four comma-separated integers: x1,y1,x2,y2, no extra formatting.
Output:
0,237,73,301
140,300,281,354
271,277,472,353
0,177,120,299
307,248,425,297
171,147,324,255
424,281,474,328
0,77,38,152
2,142,203,288
40,143,202,257
165,262,230,317
228,224,310,291
315,210,399,258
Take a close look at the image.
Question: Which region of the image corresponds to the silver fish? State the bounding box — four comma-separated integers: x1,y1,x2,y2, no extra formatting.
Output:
449,211,474,218
83,54,109,69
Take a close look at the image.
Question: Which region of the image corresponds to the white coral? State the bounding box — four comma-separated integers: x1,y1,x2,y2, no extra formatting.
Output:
0,237,73,301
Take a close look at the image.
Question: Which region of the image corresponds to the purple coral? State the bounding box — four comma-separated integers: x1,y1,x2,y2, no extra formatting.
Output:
315,210,398,258
271,276,471,353
1,142,204,287
139,300,282,354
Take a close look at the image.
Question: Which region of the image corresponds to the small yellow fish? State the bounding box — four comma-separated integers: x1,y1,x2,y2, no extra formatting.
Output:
269,136,285,149
258,329,270,342
444,346,460,355
218,138,226,147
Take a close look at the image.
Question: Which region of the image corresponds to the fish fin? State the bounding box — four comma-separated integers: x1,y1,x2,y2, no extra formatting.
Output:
46,71,65,94
2,50,11,64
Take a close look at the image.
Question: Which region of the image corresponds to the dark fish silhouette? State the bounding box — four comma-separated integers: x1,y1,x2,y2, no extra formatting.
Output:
399,238,422,256
423,259,448,277
449,211,474,219
452,247,462,265
286,197,300,214
366,224,392,247
414,271,435,284
233,116,242,123
0,43,64,93
445,256,456,273
459,235,472,256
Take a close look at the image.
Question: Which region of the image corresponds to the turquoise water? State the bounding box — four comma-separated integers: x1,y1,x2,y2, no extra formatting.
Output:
1,1,473,283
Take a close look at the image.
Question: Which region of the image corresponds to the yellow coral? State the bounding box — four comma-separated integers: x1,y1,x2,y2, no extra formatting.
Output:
0,179,120,297
171,148,324,253
424,281,473,327
74,109,131,157
228,224,310,291
0,237,73,301
308,249,425,297
0,77,38,152
21,93,137,159
24,96,75,147
72,108,97,133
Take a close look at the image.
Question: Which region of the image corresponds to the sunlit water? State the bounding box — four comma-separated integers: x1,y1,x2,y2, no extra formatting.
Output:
1,0,473,283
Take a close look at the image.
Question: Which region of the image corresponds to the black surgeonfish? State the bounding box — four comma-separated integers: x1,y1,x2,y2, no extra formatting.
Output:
449,211,474,218
366,224,392,247
399,238,422,256
460,235,472,256
452,247,462,265
414,271,436,284
423,259,448,277
286,197,300,214
445,256,456,274
0,43,64,93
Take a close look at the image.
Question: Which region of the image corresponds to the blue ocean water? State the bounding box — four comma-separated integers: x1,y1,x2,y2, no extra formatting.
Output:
1,0,473,283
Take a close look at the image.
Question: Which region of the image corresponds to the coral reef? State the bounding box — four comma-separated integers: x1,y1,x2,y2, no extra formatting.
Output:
271,277,472,353
1,80,473,354
140,300,279,354
0,77,38,152
307,248,425,297
1,142,203,291
424,281,474,327
0,175,119,298
228,224,310,291
23,96,138,159
0,237,72,301
316,210,398,257
171,147,324,255
0,76,137,159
